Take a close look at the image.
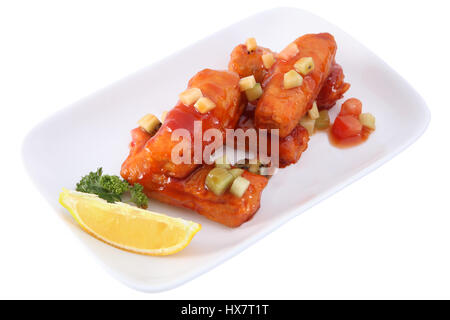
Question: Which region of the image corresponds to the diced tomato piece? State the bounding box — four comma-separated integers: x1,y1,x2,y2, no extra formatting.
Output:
332,115,362,139
339,98,362,117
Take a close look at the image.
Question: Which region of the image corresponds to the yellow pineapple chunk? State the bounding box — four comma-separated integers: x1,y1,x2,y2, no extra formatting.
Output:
283,70,303,89
138,114,161,134
194,97,216,114
239,75,256,92
246,37,257,52
294,57,315,76
179,88,202,106
245,83,263,102
230,176,250,198
262,53,275,69
308,101,320,120
299,117,315,136
359,113,376,130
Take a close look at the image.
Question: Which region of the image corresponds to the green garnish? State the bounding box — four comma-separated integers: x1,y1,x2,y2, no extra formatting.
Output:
129,183,149,209
99,174,129,195
76,168,149,208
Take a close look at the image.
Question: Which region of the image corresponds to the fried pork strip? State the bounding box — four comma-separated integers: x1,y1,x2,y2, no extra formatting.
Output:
122,127,268,227
316,62,350,109
229,41,349,111
237,104,309,168
121,69,243,181
255,33,337,137
228,36,348,167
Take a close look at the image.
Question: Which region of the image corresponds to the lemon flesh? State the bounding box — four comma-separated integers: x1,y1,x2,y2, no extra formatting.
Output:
59,188,201,256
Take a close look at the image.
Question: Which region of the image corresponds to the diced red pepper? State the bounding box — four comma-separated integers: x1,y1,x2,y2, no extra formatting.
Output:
332,115,362,139
339,98,362,117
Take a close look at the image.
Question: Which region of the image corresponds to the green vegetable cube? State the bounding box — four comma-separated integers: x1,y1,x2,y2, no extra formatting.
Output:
230,177,251,198
315,110,330,130
299,117,315,136
205,168,235,196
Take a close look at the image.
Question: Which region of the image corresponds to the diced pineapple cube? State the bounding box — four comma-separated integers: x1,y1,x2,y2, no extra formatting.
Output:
229,168,244,178
359,113,376,130
179,88,203,106
194,97,216,114
215,155,231,169
160,111,168,123
245,83,263,101
246,37,257,52
262,53,275,69
315,110,330,130
230,176,250,198
137,114,161,134
239,75,256,92
278,43,299,60
294,57,315,75
299,116,315,136
205,168,235,196
308,101,320,120
283,70,303,89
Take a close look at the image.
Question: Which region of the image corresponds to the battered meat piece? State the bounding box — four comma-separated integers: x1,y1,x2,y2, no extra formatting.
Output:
121,69,243,181
237,104,309,168
316,62,350,109
121,127,268,228
255,33,337,137
278,125,309,168
228,39,349,113
147,167,268,228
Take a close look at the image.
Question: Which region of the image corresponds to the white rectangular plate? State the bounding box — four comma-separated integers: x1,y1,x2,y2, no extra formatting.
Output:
22,7,430,292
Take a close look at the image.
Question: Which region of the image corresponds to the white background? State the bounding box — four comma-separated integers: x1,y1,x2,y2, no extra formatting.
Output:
1,0,448,299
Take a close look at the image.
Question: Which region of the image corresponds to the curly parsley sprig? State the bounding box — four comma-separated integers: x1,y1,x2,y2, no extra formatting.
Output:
76,168,148,208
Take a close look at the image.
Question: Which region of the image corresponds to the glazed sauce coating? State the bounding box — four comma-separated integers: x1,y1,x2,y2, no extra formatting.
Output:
329,126,373,148
121,69,243,182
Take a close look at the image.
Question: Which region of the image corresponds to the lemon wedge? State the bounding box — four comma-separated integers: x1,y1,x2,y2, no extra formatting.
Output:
59,188,201,256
